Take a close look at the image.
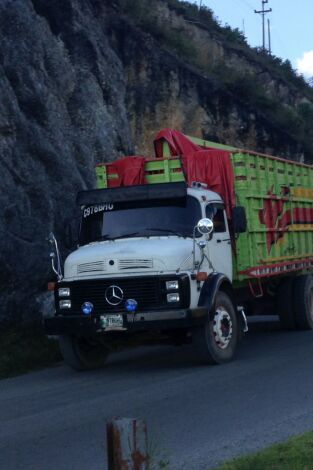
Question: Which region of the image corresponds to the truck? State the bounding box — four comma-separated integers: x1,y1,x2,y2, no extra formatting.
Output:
45,129,313,370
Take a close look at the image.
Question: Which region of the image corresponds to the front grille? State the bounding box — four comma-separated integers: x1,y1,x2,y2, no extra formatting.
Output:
56,275,190,315
77,261,106,274
118,259,153,270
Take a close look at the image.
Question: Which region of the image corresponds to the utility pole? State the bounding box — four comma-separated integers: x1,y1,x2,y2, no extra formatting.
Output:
267,18,271,54
254,0,272,51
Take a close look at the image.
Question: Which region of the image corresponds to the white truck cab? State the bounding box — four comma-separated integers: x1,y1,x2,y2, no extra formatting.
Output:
46,182,242,370
65,186,232,282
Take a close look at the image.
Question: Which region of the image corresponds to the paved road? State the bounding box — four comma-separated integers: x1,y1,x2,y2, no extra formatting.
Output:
2,320,313,470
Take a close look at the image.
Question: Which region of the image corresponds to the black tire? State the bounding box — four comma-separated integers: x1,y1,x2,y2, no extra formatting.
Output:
293,275,313,330
193,291,238,364
277,277,296,330
59,335,110,371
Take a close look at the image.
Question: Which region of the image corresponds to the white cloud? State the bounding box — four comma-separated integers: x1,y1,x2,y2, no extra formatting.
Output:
296,51,313,77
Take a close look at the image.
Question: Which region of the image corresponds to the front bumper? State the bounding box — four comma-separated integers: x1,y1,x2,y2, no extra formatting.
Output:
45,307,208,336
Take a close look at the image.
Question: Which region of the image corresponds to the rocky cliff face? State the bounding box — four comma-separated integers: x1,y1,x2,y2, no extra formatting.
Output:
0,0,133,323
0,0,311,323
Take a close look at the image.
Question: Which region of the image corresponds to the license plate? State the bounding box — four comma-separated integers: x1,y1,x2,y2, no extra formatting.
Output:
100,314,124,330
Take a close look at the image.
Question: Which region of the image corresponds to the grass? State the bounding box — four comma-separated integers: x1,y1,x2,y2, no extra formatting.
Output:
147,436,171,470
217,431,313,470
0,323,62,379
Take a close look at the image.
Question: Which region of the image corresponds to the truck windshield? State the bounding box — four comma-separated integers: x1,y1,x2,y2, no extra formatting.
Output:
79,196,201,245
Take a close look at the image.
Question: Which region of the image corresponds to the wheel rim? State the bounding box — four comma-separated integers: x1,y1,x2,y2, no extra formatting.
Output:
212,306,233,350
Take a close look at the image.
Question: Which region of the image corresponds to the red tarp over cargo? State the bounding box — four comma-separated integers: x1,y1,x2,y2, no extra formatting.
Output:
99,129,236,219
100,156,146,187
154,128,201,157
154,129,235,218
182,150,235,218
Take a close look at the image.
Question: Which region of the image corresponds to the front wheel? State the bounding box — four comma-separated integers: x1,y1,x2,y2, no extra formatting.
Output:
193,291,238,364
59,335,110,371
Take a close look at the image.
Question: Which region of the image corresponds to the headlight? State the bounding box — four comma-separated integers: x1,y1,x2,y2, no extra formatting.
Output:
59,299,72,309
166,280,179,290
167,293,180,303
58,287,71,297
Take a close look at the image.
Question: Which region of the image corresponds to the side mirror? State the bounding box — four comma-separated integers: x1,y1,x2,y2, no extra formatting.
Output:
197,218,214,236
232,206,247,234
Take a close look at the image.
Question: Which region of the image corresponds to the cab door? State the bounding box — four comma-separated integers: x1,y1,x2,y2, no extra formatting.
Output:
205,203,233,281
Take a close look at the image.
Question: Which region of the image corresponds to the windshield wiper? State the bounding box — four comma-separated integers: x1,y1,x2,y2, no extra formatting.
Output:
92,228,189,242
93,232,141,241
145,227,188,238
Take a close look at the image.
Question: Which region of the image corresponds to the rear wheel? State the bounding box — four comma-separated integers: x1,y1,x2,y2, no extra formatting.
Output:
59,335,110,371
193,291,238,364
277,277,296,330
293,275,313,330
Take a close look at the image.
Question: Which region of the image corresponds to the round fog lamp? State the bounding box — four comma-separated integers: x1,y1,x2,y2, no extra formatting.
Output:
81,301,94,315
125,299,138,313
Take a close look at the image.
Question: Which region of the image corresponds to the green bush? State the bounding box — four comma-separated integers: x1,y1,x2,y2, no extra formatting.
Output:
115,0,199,61
222,25,247,45
298,102,313,122
163,29,198,59
115,0,150,20
297,102,313,148
0,323,62,379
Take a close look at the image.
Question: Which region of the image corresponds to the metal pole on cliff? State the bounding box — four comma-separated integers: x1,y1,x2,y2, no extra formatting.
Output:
268,18,272,54
254,0,272,51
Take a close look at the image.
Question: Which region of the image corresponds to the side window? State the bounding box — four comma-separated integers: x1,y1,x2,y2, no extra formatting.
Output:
206,204,226,233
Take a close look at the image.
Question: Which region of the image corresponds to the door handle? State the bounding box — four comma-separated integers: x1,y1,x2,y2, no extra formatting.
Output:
216,238,231,243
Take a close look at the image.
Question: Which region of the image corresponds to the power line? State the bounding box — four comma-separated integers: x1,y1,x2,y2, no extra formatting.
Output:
231,0,252,17
254,0,272,51
231,0,253,35
236,0,255,11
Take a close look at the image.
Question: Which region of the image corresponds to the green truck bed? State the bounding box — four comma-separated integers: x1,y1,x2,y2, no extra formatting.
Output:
96,137,313,282
96,157,185,187
230,149,313,281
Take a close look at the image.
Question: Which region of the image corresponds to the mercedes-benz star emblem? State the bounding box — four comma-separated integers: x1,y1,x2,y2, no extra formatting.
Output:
105,285,124,306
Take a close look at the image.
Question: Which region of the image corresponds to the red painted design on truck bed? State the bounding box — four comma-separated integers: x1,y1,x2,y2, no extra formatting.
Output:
259,189,313,252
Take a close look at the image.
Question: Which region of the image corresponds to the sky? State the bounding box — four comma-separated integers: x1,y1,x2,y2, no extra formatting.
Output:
191,0,313,78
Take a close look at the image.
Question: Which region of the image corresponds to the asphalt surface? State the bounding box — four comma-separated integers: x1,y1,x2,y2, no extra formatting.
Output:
2,319,313,470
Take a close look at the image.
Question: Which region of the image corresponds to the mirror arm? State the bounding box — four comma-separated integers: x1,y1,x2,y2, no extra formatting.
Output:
48,232,63,281
50,252,61,278
192,226,197,270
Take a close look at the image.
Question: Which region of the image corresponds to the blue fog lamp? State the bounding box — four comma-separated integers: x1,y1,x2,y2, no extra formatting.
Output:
81,301,94,315
125,299,138,313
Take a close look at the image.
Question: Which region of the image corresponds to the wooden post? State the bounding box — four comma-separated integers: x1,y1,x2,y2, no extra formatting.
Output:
107,417,148,470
